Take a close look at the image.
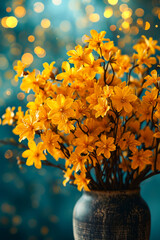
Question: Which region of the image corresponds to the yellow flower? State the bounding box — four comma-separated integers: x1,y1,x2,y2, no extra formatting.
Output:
133,48,156,67
130,149,152,172
111,86,137,113
41,130,60,156
86,83,103,109
56,83,74,98
27,94,43,113
139,126,154,148
74,135,95,154
22,140,46,169
143,70,160,88
95,135,116,159
40,81,57,99
83,118,105,137
58,119,75,134
13,114,44,142
74,172,90,191
135,35,160,55
72,100,88,119
63,168,74,186
94,97,110,118
67,45,92,68
142,87,158,106
118,132,141,152
85,30,109,53
139,103,152,122
42,61,55,80
68,152,87,172
114,53,132,77
14,60,26,82
101,41,117,61
15,107,24,124
20,70,46,93
2,107,15,125
103,85,113,98
47,94,74,126
83,54,104,78
56,61,81,86
70,80,85,92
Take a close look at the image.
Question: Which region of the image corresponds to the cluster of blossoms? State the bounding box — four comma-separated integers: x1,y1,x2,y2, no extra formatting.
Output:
1,30,160,191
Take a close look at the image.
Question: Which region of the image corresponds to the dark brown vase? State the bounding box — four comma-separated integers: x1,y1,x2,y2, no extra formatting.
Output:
73,189,151,240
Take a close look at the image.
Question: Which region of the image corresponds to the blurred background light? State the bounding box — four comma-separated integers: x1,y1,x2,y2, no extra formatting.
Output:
33,2,44,13
108,0,118,6
14,6,26,18
52,0,62,6
21,53,34,65
104,7,113,18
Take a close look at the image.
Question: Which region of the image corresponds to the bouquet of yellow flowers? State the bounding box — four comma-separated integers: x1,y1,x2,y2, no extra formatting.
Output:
2,30,160,191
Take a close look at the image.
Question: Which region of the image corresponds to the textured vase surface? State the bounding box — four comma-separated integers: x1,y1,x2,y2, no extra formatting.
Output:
73,189,151,240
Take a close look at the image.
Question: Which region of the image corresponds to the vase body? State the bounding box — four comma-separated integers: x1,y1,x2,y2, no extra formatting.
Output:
73,189,151,240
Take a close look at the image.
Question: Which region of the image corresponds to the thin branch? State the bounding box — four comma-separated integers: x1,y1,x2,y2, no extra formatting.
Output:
104,61,109,85
127,64,139,85
42,160,66,171
0,139,28,149
108,62,115,85
69,118,89,135
17,157,66,171
58,141,70,159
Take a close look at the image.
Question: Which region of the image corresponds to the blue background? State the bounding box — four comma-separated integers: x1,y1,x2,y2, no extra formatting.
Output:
0,0,160,239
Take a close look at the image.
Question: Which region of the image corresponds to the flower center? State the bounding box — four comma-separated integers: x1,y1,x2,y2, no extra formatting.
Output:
121,97,126,103
35,152,40,158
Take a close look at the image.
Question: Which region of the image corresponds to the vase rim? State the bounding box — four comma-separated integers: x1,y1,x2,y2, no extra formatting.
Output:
84,188,140,196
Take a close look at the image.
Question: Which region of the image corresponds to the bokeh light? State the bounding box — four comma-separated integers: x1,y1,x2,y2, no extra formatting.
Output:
110,25,116,31
34,46,46,58
121,21,130,29
41,18,51,28
135,8,144,17
108,0,118,6
28,35,35,42
104,7,113,18
122,9,132,19
33,2,44,13
21,53,34,65
60,20,71,32
119,4,128,12
14,6,26,18
52,0,62,5
6,7,12,13
89,13,100,22
0,55,9,70
85,5,95,14
3,16,18,28
144,21,151,30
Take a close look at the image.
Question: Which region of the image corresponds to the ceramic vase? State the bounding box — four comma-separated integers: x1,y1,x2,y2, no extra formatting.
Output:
73,189,151,240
